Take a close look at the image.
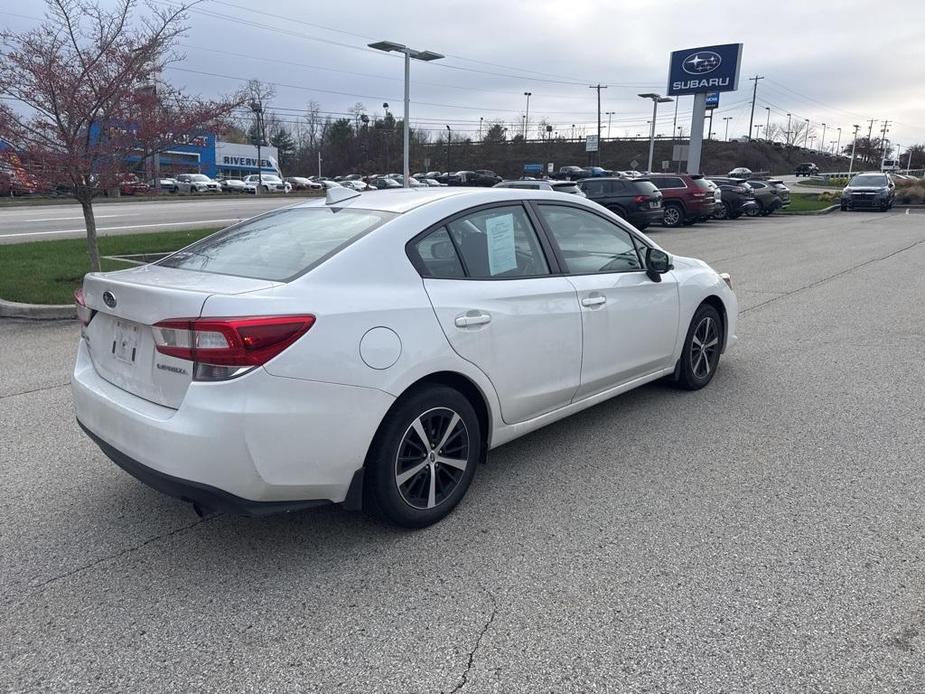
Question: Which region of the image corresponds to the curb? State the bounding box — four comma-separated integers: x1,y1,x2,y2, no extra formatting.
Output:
0,298,76,320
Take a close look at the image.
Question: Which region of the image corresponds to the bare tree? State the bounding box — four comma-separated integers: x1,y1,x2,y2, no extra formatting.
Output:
0,0,242,271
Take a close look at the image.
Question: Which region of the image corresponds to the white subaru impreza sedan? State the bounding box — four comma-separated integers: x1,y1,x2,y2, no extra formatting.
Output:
73,187,737,527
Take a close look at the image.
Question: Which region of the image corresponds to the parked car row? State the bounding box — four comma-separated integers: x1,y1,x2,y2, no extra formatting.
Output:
563,171,792,230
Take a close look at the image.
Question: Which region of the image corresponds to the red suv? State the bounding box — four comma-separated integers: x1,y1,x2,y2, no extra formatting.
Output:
647,174,717,227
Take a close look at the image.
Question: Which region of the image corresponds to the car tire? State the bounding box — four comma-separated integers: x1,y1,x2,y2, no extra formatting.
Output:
675,303,723,391
746,202,762,217
713,202,730,220
608,205,627,219
840,202,848,211
662,203,684,227
365,385,481,528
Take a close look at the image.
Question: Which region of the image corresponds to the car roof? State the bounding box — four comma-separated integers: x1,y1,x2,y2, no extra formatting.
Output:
291,186,597,214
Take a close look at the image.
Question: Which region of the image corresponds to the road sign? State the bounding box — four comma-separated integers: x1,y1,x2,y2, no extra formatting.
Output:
672,145,689,161
630,159,639,170
523,163,543,175
585,135,599,152
547,162,554,174
667,43,743,96
705,92,720,110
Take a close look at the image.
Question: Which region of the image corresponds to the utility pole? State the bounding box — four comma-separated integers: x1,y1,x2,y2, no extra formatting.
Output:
523,92,532,139
707,109,714,140
671,98,679,144
786,113,792,145
589,84,607,165
848,124,860,175
746,75,764,142
865,119,877,166
249,99,265,195
723,116,732,141
879,120,891,162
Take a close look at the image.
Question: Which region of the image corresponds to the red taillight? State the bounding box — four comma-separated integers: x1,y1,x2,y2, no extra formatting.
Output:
74,288,94,326
153,315,315,367
632,194,649,204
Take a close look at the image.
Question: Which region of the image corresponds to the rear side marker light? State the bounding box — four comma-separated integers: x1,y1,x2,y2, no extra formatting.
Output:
153,315,316,371
720,273,733,289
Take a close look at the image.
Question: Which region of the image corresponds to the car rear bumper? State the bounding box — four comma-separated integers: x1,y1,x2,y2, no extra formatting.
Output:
72,339,395,510
626,207,664,227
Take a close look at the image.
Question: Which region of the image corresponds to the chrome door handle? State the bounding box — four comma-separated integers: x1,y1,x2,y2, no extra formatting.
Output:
581,295,607,307
455,312,492,328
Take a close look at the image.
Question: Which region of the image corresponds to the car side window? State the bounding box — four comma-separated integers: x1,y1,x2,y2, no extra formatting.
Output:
446,205,550,279
410,227,465,278
536,205,643,275
581,179,606,196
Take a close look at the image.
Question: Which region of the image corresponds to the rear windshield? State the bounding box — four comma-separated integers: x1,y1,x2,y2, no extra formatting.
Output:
692,178,714,191
158,207,395,281
628,181,659,194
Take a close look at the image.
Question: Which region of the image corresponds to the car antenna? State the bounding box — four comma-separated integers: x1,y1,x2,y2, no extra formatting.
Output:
325,187,361,205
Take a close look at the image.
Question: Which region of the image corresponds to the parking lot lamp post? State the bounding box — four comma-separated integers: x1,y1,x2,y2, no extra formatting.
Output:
479,116,484,141
638,93,672,173
820,123,827,154
765,107,771,134
836,127,842,157
606,111,614,141
445,124,451,172
523,92,532,139
786,113,792,145
249,100,264,196
368,41,444,187
907,147,914,171
848,124,860,175
723,116,732,142
803,119,810,149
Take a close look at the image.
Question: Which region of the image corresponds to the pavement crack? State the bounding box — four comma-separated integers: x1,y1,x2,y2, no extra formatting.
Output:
0,381,70,400
16,513,221,599
448,588,498,694
742,235,925,315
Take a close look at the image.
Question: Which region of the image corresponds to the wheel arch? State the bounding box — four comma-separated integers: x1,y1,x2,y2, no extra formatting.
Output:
345,370,493,511
700,294,728,352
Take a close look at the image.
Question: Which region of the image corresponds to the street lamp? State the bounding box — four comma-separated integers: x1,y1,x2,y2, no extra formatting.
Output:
368,40,444,187
836,127,842,157
765,106,771,134
638,93,673,173
605,111,615,140
249,99,265,196
723,116,733,142
820,123,827,154
523,92,532,139
445,124,451,172
803,119,810,149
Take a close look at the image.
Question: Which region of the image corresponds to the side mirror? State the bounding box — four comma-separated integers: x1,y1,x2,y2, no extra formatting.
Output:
645,248,672,282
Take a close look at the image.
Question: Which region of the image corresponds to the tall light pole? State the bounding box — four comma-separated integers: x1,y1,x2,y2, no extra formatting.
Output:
820,123,827,154
639,93,672,173
765,106,771,134
803,119,810,149
848,124,860,175
605,111,615,140
249,99,264,196
723,116,733,142
836,127,842,157
523,92,532,139
369,41,444,187
786,113,792,146
445,124,451,172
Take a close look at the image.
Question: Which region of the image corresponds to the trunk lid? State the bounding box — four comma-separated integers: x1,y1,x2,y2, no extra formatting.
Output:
81,265,281,408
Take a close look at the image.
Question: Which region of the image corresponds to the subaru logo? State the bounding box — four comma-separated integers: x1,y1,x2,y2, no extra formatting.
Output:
682,51,722,75
102,291,117,309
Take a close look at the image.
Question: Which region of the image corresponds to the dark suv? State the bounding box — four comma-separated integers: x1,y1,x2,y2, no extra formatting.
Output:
794,162,819,177
841,172,895,211
578,177,663,230
708,177,758,219
646,174,716,227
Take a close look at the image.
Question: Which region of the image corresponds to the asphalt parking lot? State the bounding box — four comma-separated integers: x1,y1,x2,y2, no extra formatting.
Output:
2,209,924,693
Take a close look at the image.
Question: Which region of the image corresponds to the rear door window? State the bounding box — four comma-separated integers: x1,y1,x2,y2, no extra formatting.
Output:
445,205,550,278
158,207,395,281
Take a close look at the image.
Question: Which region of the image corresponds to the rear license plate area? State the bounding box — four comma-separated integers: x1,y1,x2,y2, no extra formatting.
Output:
112,320,139,365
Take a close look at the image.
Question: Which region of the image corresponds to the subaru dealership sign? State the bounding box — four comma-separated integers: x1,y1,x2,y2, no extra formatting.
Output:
667,43,742,96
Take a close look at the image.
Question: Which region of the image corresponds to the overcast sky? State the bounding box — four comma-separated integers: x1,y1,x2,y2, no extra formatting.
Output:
3,0,924,150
